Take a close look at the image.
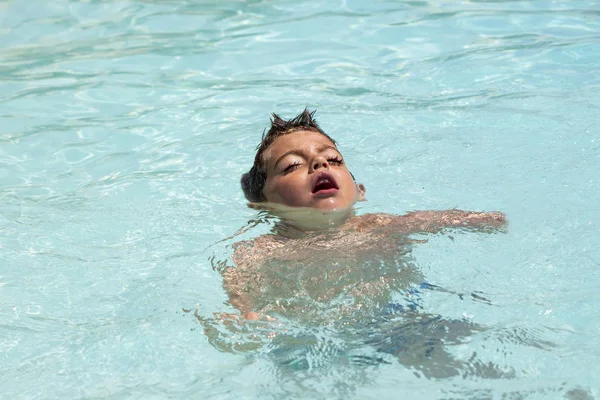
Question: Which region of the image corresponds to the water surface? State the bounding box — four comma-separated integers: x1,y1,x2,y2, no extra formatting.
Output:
1,0,599,398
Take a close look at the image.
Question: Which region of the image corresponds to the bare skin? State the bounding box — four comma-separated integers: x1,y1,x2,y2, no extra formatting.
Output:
223,208,506,320
262,130,365,210
221,130,506,320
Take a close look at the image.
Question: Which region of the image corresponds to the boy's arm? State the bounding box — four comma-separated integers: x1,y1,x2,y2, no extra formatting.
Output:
221,237,274,321
221,267,260,320
388,209,507,235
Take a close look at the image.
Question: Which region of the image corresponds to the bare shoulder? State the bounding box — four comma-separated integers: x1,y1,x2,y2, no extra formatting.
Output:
350,209,507,235
222,234,287,315
231,234,286,267
348,213,398,232
348,212,424,234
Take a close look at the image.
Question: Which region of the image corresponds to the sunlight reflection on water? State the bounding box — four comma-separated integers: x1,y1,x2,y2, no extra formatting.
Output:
1,0,599,398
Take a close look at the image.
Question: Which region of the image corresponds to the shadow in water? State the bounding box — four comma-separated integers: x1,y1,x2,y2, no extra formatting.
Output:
265,311,515,380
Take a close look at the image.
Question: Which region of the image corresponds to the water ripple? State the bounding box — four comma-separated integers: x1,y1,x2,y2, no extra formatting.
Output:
1,0,599,398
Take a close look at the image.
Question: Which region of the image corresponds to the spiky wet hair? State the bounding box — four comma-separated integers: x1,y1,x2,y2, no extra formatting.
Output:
241,108,337,202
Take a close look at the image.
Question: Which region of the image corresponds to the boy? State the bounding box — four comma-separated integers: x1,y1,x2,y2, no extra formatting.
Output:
223,109,506,321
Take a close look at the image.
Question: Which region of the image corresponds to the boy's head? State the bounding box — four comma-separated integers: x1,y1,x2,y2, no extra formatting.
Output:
241,109,365,211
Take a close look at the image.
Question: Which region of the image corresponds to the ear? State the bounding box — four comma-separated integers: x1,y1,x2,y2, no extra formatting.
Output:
356,183,366,201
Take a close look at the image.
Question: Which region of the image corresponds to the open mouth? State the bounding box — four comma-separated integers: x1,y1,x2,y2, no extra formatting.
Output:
311,172,339,195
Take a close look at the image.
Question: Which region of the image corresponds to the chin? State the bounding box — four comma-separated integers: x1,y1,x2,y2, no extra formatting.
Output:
312,198,354,212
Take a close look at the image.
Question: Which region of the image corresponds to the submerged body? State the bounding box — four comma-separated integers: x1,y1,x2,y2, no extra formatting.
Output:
213,208,510,379
227,110,506,318
207,109,510,378
223,208,505,320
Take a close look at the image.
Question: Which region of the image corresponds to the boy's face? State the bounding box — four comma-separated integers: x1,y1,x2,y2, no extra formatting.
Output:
262,130,365,210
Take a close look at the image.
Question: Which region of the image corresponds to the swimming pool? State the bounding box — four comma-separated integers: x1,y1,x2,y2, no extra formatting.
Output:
1,0,599,398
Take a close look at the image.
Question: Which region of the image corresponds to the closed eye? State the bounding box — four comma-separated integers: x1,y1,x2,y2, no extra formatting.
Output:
284,162,301,173
328,156,343,165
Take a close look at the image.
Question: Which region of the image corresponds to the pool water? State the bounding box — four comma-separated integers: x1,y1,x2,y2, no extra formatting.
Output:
1,0,599,398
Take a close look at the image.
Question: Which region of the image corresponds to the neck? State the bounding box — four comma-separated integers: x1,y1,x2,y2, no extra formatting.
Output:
251,202,355,238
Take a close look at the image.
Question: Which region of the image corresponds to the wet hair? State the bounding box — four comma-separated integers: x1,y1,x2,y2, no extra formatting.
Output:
241,108,337,202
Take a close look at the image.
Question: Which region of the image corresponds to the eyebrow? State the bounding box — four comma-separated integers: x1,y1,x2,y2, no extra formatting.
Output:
273,144,339,170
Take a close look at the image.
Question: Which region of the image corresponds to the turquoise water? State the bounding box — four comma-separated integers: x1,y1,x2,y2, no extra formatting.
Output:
1,0,600,398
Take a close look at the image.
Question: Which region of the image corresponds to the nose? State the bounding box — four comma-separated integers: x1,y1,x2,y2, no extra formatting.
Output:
310,156,329,172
